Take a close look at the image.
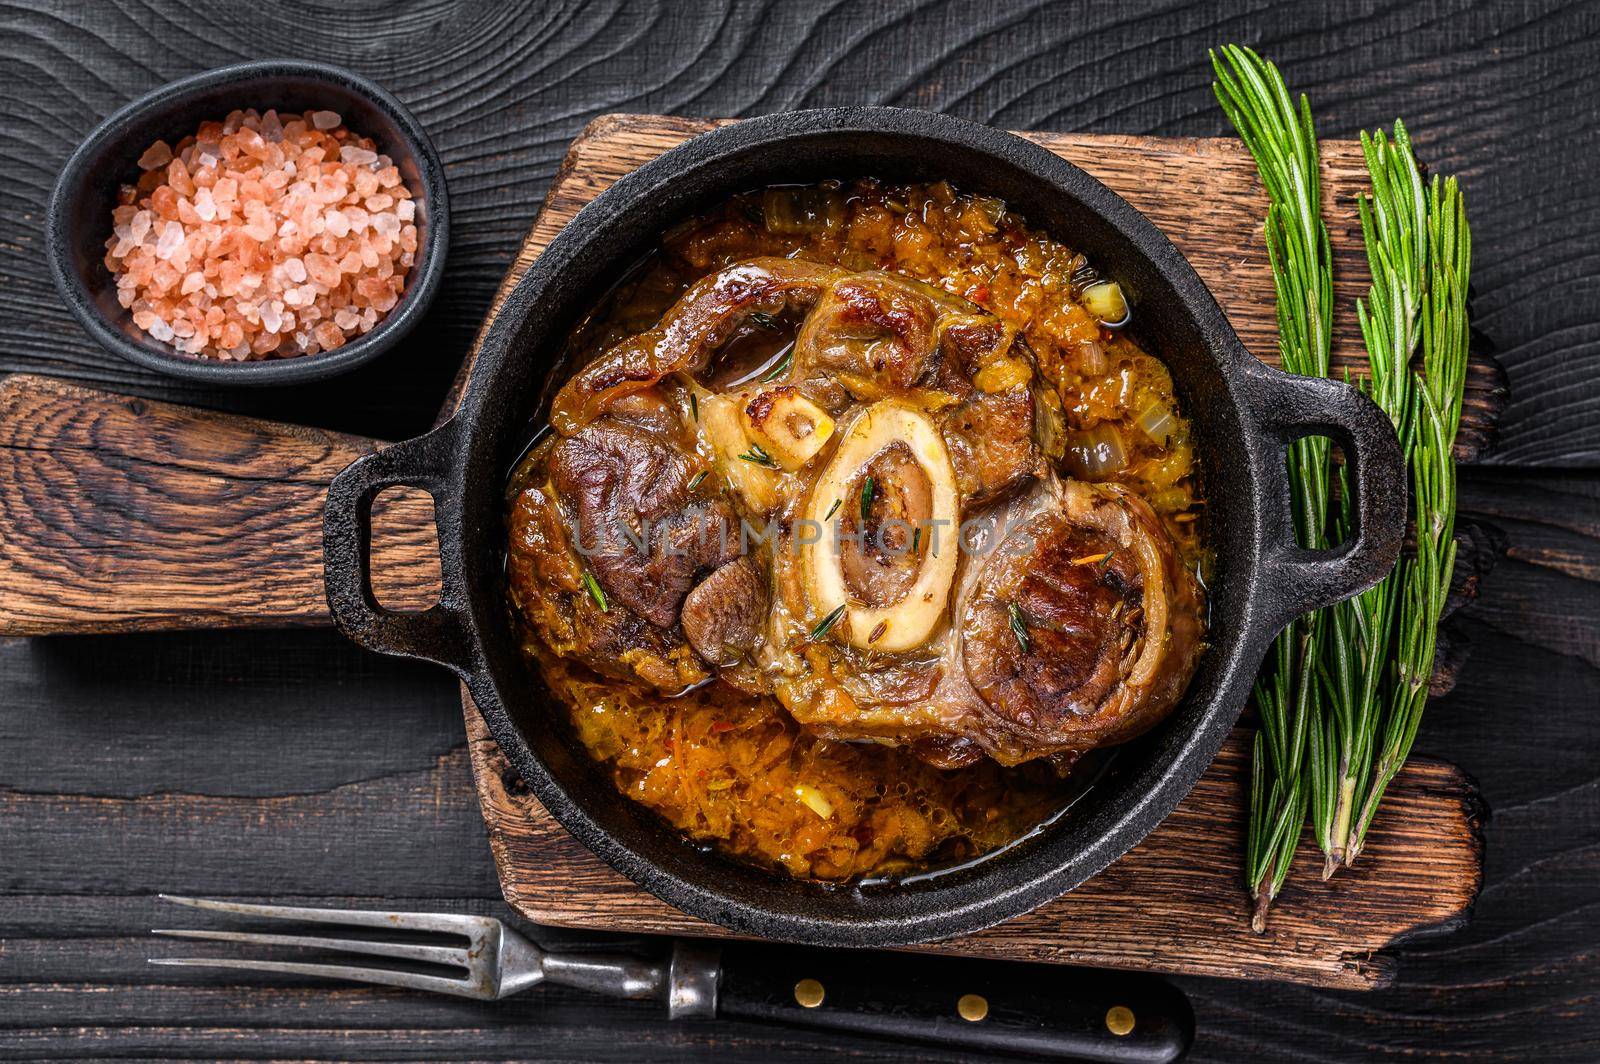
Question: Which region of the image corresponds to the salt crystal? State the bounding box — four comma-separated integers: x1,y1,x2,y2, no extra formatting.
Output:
261,109,283,141
397,199,415,222
340,146,377,167
181,271,205,295
130,210,153,242
194,187,217,221
261,301,283,333
285,257,307,283
372,212,400,238
147,318,174,342
155,221,183,259
311,110,341,130
334,308,360,330
138,140,173,170
324,210,350,237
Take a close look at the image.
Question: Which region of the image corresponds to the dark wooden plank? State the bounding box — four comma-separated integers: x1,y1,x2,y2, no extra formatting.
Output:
0,466,1593,1060
0,367,1483,992
471,719,1480,991
2,0,1590,463
1,1,1597,1061
0,375,439,633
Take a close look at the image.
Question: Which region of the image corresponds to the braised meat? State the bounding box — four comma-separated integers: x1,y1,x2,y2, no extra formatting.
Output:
547,416,736,628
959,479,1204,761
512,255,1204,766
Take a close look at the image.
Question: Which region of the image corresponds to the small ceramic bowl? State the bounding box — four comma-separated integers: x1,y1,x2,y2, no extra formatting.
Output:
46,59,449,386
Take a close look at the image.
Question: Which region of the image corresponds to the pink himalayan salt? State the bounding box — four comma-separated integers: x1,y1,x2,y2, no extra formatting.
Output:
105,108,419,361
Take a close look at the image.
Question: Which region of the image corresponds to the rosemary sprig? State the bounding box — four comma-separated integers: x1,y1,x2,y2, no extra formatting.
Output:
1344,172,1471,866
1212,43,1336,931
737,442,777,467
860,475,876,522
1314,121,1427,876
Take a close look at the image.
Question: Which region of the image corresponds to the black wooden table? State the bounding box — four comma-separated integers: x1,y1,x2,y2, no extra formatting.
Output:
3,2,1596,1060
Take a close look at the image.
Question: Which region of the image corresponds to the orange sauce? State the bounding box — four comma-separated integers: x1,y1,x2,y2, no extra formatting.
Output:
510,179,1203,882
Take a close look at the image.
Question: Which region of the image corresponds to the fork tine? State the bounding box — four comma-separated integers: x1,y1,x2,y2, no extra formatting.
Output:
149,957,493,999
151,928,469,968
157,895,490,936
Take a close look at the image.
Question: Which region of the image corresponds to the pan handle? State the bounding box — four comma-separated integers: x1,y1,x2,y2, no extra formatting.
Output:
323,418,474,675
1240,359,1406,635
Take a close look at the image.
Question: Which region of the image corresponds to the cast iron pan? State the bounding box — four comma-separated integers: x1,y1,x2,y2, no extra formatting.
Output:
323,108,1404,946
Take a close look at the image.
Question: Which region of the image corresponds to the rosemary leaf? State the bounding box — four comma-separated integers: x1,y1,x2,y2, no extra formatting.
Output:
760,345,794,382
860,475,875,522
809,603,847,642
1008,603,1031,654
582,571,608,613
738,443,777,467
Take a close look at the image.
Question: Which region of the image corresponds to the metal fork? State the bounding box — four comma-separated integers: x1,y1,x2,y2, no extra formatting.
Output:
149,894,1193,1061
149,895,718,1013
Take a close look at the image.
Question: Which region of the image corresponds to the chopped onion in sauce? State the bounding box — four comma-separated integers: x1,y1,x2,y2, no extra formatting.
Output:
794,784,835,819
1082,280,1131,328
1065,423,1130,478
762,187,845,235
1135,401,1176,443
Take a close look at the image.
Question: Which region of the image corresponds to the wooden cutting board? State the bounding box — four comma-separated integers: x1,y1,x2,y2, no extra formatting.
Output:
0,114,1500,991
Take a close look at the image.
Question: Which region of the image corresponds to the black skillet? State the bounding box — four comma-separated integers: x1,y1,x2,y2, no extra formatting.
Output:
323,108,1404,950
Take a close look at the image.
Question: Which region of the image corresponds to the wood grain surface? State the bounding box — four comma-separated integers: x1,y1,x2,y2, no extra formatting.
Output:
438,112,1486,990
0,376,441,633
471,720,1480,990
0,111,1493,988
0,116,1506,633
2,1,1597,1061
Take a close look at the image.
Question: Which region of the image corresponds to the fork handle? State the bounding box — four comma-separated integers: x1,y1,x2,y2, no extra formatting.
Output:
713,943,1192,1061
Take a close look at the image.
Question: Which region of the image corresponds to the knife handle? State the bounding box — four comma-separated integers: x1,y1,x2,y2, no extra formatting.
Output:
714,943,1192,1061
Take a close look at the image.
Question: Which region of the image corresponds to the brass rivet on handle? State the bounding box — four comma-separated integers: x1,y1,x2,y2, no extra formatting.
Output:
1105,1005,1136,1036
794,978,825,1008
957,993,989,1022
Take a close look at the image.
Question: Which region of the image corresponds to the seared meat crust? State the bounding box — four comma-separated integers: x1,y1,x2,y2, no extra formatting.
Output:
512,258,1204,764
